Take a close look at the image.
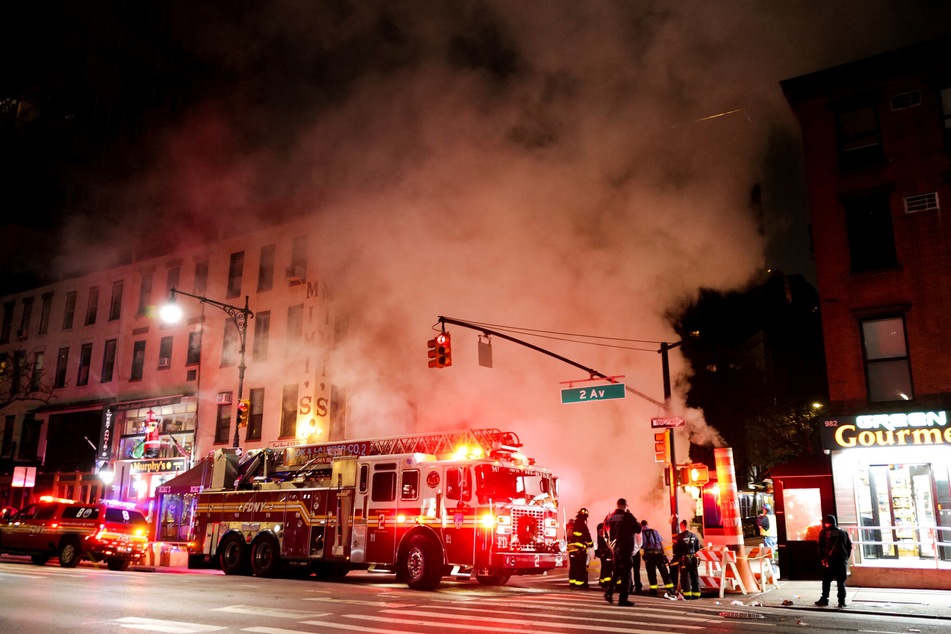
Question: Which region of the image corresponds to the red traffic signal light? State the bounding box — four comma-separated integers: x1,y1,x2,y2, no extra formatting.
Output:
427,332,452,368
236,399,250,427
653,431,670,463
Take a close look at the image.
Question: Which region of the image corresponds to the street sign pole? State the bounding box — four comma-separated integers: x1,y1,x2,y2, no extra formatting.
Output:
660,341,682,542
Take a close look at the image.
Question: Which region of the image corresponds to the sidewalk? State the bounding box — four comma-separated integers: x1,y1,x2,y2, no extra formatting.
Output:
742,579,951,621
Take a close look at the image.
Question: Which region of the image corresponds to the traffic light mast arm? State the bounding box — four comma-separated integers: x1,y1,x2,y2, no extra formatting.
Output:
436,317,663,407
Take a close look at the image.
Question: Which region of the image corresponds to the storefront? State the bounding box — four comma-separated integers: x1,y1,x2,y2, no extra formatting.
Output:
99,395,197,523
821,408,951,589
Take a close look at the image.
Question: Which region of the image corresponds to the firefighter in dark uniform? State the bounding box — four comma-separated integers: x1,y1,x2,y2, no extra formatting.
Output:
603,498,640,606
640,519,676,599
671,519,702,599
568,508,593,588
595,522,614,589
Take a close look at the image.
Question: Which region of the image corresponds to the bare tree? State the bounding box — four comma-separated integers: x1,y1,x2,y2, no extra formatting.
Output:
0,348,55,410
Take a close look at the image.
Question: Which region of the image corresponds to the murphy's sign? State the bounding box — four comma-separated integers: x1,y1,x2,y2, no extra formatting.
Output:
821,410,950,450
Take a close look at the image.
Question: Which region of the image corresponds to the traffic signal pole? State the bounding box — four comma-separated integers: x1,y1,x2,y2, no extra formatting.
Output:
661,341,681,542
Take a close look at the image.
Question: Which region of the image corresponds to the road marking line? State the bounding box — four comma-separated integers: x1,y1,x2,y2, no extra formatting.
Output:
114,616,227,632
212,605,332,619
347,612,683,634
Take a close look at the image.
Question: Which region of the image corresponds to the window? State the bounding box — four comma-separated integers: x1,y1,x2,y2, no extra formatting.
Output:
285,304,303,356
252,311,270,362
862,316,913,403
77,343,93,386
941,86,951,150
401,470,420,500
84,287,99,326
221,319,238,367
63,291,77,330
835,101,884,169
291,236,307,278
194,260,208,294
38,293,52,335
101,339,117,383
226,251,244,298
109,281,123,321
280,384,298,438
166,266,180,294
137,273,152,316
372,469,397,502
1,415,13,456
19,297,33,338
1,301,12,343
257,244,275,292
158,336,173,369
215,400,232,444
186,331,201,365
130,340,146,381
30,351,44,391
247,387,264,441
843,192,897,273
54,347,69,388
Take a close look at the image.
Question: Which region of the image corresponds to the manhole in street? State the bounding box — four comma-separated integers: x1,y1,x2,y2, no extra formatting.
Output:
719,611,766,619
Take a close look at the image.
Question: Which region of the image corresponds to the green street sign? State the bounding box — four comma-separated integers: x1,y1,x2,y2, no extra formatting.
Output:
561,383,625,404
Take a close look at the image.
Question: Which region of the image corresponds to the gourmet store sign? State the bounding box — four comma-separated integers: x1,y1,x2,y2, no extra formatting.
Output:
821,410,951,450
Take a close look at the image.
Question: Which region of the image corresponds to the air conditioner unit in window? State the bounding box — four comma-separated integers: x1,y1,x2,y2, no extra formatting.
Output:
216,393,232,405
285,265,305,284
157,358,171,369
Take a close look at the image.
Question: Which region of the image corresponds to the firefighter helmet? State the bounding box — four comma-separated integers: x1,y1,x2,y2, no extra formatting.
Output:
577,508,589,517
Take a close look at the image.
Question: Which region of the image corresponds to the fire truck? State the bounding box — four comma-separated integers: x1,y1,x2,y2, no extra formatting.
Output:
190,429,564,589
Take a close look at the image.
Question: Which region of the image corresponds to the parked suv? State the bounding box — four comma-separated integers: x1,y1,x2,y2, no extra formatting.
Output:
0,496,149,571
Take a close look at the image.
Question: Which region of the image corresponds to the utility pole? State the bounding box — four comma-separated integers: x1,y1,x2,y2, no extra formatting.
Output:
660,340,682,542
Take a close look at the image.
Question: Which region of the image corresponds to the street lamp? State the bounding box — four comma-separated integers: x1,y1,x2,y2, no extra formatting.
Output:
161,287,253,448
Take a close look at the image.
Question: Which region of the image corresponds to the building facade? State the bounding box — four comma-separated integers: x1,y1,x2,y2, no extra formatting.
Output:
0,217,344,536
782,36,951,588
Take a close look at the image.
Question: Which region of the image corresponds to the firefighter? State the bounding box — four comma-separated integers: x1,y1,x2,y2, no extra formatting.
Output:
672,519,702,599
595,522,614,589
640,519,676,599
568,508,594,588
603,498,640,606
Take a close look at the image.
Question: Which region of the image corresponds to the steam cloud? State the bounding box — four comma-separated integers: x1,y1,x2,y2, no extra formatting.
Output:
53,1,951,525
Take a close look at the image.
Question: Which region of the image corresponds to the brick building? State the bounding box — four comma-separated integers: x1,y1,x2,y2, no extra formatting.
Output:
782,36,951,588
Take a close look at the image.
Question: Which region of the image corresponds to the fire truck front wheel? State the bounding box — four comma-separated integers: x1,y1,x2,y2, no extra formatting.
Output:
219,534,251,576
401,535,443,591
250,535,282,578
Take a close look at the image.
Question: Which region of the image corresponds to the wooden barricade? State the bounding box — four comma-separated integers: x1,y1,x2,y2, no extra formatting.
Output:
744,546,779,592
696,547,748,597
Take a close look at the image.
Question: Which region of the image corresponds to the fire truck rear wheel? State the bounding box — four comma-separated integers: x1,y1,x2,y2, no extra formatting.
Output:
107,557,131,572
475,572,511,586
219,534,251,576
250,535,282,578
402,535,442,591
58,537,82,568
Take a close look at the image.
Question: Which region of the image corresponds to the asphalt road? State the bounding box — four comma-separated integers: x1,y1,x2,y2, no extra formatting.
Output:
0,557,946,634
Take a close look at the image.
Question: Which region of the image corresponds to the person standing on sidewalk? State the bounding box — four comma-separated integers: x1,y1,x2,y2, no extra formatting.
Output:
640,519,677,600
815,514,852,608
603,498,640,606
758,504,778,560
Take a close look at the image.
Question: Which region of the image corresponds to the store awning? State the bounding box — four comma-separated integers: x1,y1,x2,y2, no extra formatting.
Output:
156,457,213,494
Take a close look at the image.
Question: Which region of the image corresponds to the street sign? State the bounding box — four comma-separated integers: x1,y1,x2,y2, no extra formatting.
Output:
561,383,625,404
651,416,685,428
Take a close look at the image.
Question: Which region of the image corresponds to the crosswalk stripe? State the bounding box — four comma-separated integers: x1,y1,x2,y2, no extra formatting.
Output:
212,605,332,619
427,604,706,627
347,612,680,634
300,621,467,634
113,617,227,632
434,598,715,623
337,615,562,634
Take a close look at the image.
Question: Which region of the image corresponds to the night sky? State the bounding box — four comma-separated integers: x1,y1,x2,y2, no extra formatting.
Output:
5,1,951,520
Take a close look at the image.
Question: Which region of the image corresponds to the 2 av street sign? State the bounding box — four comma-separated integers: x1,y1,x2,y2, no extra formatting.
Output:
561,383,625,404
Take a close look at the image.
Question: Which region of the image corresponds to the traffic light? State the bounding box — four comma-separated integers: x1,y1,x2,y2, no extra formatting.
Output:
427,332,452,368
678,463,710,487
653,431,670,463
236,399,250,427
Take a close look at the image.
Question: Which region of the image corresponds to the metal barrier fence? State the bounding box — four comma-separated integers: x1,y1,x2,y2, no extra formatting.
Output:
842,523,951,568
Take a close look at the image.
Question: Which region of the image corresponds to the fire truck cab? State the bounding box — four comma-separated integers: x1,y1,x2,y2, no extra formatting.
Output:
190,429,564,589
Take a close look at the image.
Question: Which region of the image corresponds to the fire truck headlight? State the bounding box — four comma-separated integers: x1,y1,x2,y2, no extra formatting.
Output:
397,515,406,524
273,524,283,535
480,513,496,528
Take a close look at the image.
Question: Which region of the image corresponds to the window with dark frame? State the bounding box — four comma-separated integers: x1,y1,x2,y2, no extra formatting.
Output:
63,291,77,330
0,301,12,343
158,336,173,369
252,310,270,362
85,287,99,326
226,251,244,298
247,387,264,441
221,319,238,367
285,304,303,357
215,399,232,444
109,281,123,321
101,339,117,383
38,293,52,335
54,347,69,388
835,101,884,169
77,343,93,386
30,351,44,391
941,86,951,151
258,244,275,292
194,259,208,294
166,266,180,294
843,192,898,273
186,331,201,365
280,383,298,438
861,315,913,403
19,297,33,337
130,340,146,381
137,273,152,316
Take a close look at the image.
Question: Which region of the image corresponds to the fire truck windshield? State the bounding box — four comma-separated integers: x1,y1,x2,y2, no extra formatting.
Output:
474,465,556,506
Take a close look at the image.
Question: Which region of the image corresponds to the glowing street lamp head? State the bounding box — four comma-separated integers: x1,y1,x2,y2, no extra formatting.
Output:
160,301,183,323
